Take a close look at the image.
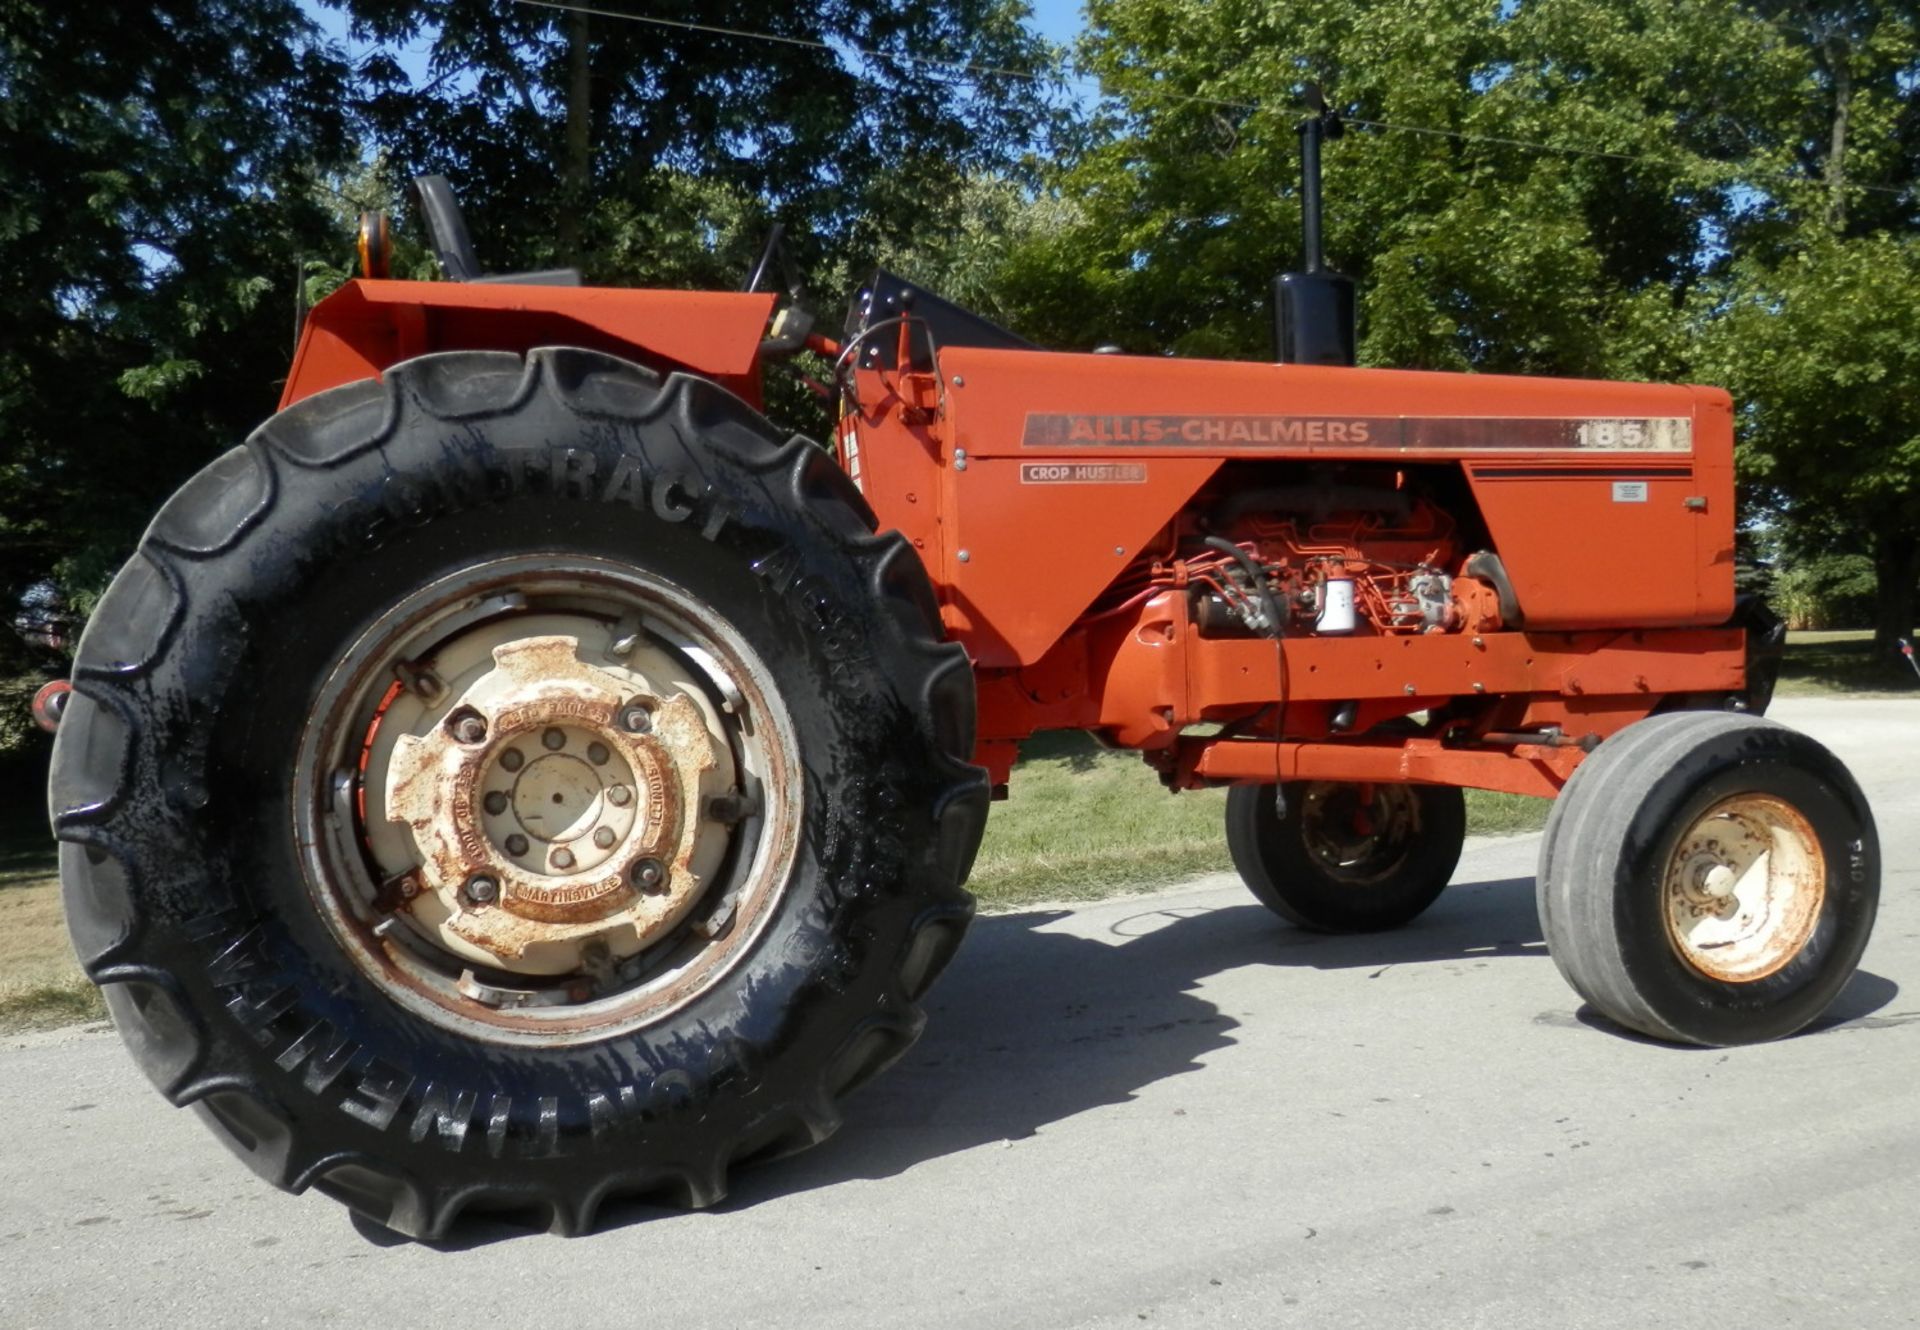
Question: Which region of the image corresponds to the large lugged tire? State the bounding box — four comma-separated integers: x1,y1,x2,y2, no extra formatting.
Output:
1225,781,1466,932
48,348,988,1238
1537,712,1877,1046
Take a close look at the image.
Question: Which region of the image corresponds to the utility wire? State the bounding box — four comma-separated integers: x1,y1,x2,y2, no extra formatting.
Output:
512,0,1090,95
511,0,1912,200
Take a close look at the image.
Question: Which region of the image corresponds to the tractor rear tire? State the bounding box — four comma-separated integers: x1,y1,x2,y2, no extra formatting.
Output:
1225,782,1466,932
1536,711,1877,1045
48,348,988,1238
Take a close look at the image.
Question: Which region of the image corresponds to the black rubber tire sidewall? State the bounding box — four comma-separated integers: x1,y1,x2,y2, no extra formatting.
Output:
1601,756,1874,1045
50,350,986,1236
1536,712,1879,1046
1226,782,1466,932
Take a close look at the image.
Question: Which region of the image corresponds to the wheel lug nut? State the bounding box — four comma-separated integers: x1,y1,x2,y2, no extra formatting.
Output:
620,703,653,734
552,848,576,871
587,741,610,766
484,790,508,816
448,708,487,744
607,784,632,807
593,827,617,849
542,727,566,751
465,875,499,905
505,834,529,857
500,748,525,772
631,858,666,892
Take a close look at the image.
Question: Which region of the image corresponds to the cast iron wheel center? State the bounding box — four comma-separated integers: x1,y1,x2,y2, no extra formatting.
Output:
1662,793,1825,984
296,557,804,1047
380,631,722,975
484,727,640,873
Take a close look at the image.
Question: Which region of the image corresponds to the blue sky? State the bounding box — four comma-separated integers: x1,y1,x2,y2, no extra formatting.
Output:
1028,0,1088,47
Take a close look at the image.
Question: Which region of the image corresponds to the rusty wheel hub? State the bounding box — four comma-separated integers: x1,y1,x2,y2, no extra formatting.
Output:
295,558,800,1044
1662,793,1825,983
383,635,725,976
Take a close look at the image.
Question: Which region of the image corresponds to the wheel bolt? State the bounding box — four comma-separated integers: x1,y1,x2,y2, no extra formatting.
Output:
552,848,576,871
500,748,525,772
620,703,653,734
542,727,566,751
505,834,529,857
449,709,487,744
587,741,610,766
593,827,617,849
607,784,632,807
465,875,499,905
631,858,666,891
484,790,508,816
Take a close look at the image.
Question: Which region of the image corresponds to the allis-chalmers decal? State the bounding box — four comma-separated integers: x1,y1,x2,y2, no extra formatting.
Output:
1020,413,1693,453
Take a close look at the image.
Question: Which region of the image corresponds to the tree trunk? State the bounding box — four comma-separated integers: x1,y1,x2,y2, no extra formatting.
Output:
557,9,593,265
1870,527,1920,652
1824,39,1851,229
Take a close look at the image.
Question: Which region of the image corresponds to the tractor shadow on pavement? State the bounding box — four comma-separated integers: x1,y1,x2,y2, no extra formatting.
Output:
732,869,1898,1208
562,872,1899,1244
709,873,1558,1207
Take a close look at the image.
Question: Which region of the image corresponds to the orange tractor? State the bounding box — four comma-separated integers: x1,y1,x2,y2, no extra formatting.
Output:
49,151,1876,1239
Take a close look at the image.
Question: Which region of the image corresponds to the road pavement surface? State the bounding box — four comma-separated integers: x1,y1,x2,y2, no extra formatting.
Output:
3,697,1916,1328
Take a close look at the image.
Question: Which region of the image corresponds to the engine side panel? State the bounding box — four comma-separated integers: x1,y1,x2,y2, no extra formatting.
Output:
841,343,1745,792
895,346,1733,666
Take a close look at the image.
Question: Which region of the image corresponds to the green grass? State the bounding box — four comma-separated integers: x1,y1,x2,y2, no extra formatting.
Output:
0,822,102,1034
971,730,1548,911
1773,629,1920,699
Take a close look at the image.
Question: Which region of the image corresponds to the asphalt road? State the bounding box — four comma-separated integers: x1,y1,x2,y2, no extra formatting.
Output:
4,698,1917,1329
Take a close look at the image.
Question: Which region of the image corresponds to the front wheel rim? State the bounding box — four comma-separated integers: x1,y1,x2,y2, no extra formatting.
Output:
1298,782,1420,886
1661,793,1825,984
292,555,802,1047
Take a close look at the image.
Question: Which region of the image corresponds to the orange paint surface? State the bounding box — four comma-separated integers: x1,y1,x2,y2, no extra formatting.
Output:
283,278,1754,795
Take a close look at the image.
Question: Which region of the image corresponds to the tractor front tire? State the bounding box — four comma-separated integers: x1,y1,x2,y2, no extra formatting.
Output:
1536,711,1877,1045
49,349,988,1238
1226,781,1466,932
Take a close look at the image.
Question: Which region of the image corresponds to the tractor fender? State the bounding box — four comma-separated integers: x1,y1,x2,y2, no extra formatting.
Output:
283,278,777,412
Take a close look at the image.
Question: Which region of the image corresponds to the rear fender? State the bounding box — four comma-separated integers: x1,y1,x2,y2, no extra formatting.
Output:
283,278,777,410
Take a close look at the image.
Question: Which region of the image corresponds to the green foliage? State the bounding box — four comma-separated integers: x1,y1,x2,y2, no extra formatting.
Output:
1710,233,1920,511
0,0,355,651
1704,227,1920,642
1770,551,1877,630
335,0,1064,289
977,0,1794,371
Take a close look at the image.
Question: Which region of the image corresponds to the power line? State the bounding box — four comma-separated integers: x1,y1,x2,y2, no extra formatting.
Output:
512,0,1087,96
510,0,1911,200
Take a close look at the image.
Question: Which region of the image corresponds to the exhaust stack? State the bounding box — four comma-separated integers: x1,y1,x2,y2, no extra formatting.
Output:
1274,85,1357,367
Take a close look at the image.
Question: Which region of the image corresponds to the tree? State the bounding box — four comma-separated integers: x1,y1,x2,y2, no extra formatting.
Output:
1707,232,1920,646
987,0,1794,372
0,0,357,753
1703,3,1920,647
333,0,1063,289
